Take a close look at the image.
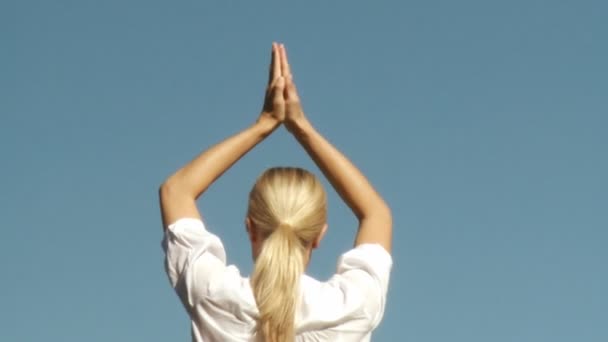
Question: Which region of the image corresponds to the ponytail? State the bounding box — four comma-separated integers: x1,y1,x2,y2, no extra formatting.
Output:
247,167,327,342
251,223,304,342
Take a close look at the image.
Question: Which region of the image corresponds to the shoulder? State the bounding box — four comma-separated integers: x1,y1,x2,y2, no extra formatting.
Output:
336,244,392,291
162,218,227,287
298,244,393,332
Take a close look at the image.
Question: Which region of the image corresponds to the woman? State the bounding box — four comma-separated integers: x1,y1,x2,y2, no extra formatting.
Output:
160,43,393,342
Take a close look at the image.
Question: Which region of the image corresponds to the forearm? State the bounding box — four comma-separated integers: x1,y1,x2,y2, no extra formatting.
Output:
289,117,390,220
162,117,278,199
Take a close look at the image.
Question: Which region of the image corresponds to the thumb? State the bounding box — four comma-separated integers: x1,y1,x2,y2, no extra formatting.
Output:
285,79,299,100
274,76,285,94
273,76,285,100
276,76,285,87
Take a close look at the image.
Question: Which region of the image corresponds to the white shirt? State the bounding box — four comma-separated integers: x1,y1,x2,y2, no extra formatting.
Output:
162,218,392,342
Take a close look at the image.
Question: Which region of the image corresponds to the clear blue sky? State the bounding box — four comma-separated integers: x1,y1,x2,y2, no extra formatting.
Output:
2,1,606,341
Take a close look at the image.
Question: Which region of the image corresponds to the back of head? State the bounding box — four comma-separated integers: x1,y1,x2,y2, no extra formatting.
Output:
247,167,327,342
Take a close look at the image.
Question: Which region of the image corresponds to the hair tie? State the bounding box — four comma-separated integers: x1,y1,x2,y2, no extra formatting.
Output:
277,222,292,231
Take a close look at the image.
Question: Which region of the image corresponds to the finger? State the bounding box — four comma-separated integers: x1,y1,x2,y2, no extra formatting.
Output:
266,75,285,99
263,75,284,113
273,76,285,101
268,42,281,84
268,70,283,89
267,43,274,83
280,44,292,79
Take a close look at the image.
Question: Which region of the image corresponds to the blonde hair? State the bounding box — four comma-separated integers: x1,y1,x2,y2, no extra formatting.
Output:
248,167,327,342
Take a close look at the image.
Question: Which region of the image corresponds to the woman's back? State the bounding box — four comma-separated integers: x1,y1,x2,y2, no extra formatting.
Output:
163,218,392,342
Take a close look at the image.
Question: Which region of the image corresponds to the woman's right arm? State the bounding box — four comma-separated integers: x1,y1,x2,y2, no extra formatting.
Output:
279,46,392,253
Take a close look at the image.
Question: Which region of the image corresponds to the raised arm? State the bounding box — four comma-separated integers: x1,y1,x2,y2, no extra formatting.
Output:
279,46,392,252
159,43,286,228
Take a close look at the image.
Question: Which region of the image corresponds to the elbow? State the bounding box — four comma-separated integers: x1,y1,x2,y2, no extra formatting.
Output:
159,174,200,204
359,201,392,225
384,203,393,221
159,179,170,197
158,182,170,204
159,176,198,202
159,178,182,202
377,202,393,226
377,199,392,217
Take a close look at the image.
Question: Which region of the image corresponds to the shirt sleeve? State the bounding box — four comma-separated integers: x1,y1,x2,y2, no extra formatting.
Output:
161,218,227,306
334,243,393,328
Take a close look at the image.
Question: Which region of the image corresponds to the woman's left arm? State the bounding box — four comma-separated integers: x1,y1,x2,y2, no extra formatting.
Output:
159,43,286,228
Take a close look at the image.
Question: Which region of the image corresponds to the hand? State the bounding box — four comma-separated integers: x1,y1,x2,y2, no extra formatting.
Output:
278,45,307,132
259,43,286,126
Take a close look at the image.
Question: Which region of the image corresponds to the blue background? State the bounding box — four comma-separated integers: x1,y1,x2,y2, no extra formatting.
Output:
2,0,606,341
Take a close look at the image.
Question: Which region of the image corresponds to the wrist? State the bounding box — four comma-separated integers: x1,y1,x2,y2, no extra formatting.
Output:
286,115,313,138
255,114,281,137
